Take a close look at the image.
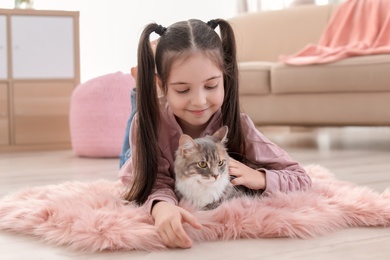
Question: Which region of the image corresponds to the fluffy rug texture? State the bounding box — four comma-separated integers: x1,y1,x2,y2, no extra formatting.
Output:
1,165,390,252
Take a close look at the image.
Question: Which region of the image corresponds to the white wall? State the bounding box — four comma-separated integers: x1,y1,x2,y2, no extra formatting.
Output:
0,0,239,82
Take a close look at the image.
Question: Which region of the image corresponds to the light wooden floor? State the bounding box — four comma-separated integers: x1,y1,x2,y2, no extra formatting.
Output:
1,126,390,260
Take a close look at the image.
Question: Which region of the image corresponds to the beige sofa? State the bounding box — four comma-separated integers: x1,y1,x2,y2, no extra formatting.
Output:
229,4,390,126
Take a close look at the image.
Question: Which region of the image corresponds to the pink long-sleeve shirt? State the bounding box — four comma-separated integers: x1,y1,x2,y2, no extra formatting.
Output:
119,103,312,212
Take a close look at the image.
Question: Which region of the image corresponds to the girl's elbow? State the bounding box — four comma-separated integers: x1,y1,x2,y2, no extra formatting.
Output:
300,175,312,191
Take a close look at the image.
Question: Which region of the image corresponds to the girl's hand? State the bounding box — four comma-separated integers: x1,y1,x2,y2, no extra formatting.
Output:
229,157,266,190
151,201,202,248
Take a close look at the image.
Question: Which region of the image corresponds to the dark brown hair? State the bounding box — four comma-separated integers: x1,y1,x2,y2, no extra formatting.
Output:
124,19,245,205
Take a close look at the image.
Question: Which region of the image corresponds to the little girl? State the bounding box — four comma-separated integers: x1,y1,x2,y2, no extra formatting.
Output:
119,18,312,249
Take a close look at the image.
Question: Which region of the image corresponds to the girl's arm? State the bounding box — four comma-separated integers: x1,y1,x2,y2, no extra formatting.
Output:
119,114,178,211
149,151,202,249
118,114,202,248
237,114,312,194
152,201,202,248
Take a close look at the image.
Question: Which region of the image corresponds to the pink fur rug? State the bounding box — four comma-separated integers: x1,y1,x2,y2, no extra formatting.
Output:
1,165,389,252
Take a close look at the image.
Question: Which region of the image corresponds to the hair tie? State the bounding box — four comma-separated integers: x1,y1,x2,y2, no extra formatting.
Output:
207,19,218,30
155,25,167,36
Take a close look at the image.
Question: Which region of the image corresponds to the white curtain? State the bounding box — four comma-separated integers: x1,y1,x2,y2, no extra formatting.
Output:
238,0,345,12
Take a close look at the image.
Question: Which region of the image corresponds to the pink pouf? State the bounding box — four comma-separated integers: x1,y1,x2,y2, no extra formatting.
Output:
70,72,135,158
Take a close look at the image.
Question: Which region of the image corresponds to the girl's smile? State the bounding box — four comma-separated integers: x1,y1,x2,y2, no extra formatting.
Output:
188,108,208,116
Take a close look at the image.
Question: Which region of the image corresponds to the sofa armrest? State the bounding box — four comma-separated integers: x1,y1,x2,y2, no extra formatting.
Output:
238,61,273,95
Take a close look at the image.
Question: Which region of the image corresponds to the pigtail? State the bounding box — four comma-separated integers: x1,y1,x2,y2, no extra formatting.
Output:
124,23,161,204
214,19,245,161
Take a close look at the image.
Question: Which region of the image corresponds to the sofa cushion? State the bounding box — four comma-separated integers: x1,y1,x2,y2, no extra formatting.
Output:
271,54,390,94
238,61,273,95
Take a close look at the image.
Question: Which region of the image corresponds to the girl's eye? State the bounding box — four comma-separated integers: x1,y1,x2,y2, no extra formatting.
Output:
176,89,189,94
205,85,218,90
218,160,225,167
197,161,208,168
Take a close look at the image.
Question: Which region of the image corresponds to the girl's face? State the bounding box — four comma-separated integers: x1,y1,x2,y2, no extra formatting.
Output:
165,52,224,135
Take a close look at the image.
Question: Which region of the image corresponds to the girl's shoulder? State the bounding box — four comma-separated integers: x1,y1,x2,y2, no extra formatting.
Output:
239,113,271,142
239,113,256,129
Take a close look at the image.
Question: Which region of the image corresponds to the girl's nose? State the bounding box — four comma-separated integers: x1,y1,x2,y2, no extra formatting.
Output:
191,90,207,106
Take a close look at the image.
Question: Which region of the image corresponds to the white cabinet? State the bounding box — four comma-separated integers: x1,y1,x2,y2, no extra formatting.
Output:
0,9,79,151
11,15,75,79
0,15,7,79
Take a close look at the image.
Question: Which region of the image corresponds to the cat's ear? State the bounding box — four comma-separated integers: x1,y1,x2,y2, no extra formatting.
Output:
213,126,228,143
179,134,198,155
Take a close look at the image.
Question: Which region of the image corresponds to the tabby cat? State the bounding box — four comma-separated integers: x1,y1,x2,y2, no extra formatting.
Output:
174,126,247,211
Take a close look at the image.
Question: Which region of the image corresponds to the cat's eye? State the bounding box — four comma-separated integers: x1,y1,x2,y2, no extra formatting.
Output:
218,160,226,167
197,161,208,168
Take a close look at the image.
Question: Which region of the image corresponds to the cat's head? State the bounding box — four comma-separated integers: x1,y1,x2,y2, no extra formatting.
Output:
174,126,229,186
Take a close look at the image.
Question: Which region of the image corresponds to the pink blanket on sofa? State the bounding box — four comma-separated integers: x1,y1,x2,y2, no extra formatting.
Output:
280,0,390,65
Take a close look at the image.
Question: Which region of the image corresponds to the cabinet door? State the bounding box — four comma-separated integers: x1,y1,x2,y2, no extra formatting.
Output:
0,83,9,145
13,82,74,144
0,15,7,79
11,15,74,79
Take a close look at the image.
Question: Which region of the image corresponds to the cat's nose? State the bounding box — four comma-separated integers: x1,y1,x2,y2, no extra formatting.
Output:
213,175,219,180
